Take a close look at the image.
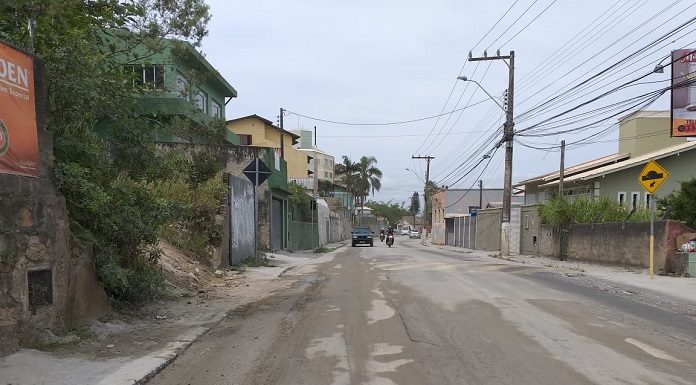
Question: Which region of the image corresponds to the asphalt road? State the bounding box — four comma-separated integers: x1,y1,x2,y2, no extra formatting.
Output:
148,238,696,385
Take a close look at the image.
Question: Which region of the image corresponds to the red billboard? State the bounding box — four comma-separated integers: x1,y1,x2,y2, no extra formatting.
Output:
0,41,39,177
671,49,696,137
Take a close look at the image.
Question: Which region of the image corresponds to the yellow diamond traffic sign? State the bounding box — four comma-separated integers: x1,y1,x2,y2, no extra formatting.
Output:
638,160,670,194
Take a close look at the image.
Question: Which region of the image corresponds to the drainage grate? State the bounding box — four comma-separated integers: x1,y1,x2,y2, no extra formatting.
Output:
28,269,53,310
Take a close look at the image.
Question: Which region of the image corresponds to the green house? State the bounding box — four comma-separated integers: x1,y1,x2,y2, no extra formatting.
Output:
97,34,239,144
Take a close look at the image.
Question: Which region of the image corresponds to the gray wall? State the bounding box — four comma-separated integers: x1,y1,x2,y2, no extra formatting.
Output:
475,208,501,251
228,175,255,264
520,205,541,255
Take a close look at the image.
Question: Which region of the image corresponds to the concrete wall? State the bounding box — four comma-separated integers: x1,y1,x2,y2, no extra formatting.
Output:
520,205,541,255
537,220,693,273
475,208,501,251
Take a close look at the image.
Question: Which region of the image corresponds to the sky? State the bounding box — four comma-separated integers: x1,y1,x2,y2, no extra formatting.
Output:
200,0,695,206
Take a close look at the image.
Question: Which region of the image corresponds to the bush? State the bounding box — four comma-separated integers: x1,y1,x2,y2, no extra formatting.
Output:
659,178,696,229
538,196,649,227
150,174,226,261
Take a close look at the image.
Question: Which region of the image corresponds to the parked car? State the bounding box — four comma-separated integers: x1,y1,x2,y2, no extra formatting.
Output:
399,227,410,236
352,226,374,247
409,229,420,239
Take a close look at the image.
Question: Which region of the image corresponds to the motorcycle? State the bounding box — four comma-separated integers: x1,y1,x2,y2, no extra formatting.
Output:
386,234,394,248
379,233,385,242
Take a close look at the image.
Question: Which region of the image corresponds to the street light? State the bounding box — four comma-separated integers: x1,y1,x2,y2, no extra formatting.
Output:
457,76,505,111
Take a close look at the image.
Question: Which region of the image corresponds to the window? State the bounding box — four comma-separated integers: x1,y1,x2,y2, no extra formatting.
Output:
238,134,252,145
176,72,189,100
631,192,640,210
617,192,626,206
593,181,601,197
324,171,329,178
524,215,530,229
195,88,208,112
645,192,652,209
212,100,222,118
124,64,165,90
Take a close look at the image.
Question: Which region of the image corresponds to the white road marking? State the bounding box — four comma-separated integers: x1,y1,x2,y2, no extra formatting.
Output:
625,338,683,362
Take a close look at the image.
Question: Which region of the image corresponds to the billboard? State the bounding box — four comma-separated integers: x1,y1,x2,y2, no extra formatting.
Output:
671,49,696,137
0,41,39,177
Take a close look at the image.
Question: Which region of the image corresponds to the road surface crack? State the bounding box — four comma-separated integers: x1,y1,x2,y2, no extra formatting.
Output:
383,290,439,347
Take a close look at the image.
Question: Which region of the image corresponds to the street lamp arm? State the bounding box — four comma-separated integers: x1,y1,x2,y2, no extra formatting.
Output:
457,76,505,112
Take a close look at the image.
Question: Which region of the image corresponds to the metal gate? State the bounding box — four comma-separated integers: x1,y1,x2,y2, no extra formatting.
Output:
229,175,255,265
271,198,283,251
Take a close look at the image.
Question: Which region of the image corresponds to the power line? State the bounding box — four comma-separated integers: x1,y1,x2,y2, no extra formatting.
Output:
445,147,499,208
284,98,490,127
498,0,559,48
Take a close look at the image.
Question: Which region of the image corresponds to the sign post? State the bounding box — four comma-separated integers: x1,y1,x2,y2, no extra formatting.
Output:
243,157,272,258
638,160,670,279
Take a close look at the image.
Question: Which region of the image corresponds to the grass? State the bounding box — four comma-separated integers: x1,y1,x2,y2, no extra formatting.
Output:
22,325,94,351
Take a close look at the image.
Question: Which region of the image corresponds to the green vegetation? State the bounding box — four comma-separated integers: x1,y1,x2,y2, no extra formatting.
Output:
538,196,649,227
365,201,409,226
658,177,696,229
1,1,223,304
334,155,383,210
288,181,311,208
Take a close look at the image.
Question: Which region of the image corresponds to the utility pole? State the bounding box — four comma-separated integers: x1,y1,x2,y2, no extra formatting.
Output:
479,180,483,209
313,126,319,199
469,50,515,255
558,140,566,196
412,155,434,227
279,108,285,159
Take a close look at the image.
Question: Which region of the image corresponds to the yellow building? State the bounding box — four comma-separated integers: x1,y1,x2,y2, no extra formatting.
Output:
226,115,311,178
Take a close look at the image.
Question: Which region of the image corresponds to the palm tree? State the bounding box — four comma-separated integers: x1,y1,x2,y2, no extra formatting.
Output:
333,155,382,215
356,156,382,212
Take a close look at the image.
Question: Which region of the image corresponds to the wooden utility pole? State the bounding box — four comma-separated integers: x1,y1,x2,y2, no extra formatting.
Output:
469,50,515,255
558,140,566,196
412,155,434,227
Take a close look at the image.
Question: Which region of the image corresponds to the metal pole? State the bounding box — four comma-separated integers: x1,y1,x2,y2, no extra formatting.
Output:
559,140,566,196
649,194,655,279
313,126,319,199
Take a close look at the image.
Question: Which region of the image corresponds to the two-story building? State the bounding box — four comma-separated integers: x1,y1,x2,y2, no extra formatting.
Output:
97,35,239,144
226,115,312,179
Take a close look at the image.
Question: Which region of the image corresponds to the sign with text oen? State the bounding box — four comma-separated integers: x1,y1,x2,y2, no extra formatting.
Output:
671,49,696,138
0,41,39,177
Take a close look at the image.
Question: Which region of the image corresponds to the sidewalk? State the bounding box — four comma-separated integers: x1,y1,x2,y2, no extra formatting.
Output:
434,244,696,305
0,243,346,385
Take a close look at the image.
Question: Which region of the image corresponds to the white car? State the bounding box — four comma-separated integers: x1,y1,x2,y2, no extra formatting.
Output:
409,229,420,239
399,228,410,236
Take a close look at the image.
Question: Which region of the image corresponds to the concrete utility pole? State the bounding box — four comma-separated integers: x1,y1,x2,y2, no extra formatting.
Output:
279,108,285,159
313,126,319,199
469,50,515,255
412,155,434,227
558,140,566,196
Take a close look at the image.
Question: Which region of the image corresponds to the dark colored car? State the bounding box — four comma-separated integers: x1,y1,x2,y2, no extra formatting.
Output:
351,227,374,247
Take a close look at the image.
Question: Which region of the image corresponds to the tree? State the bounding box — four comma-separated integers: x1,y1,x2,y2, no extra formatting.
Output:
659,178,696,229
0,0,219,303
409,192,420,225
424,181,438,227
365,201,408,227
318,179,333,197
356,156,382,211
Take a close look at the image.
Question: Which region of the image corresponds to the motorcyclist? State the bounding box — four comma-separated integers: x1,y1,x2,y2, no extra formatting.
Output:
379,228,385,241
386,227,395,246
